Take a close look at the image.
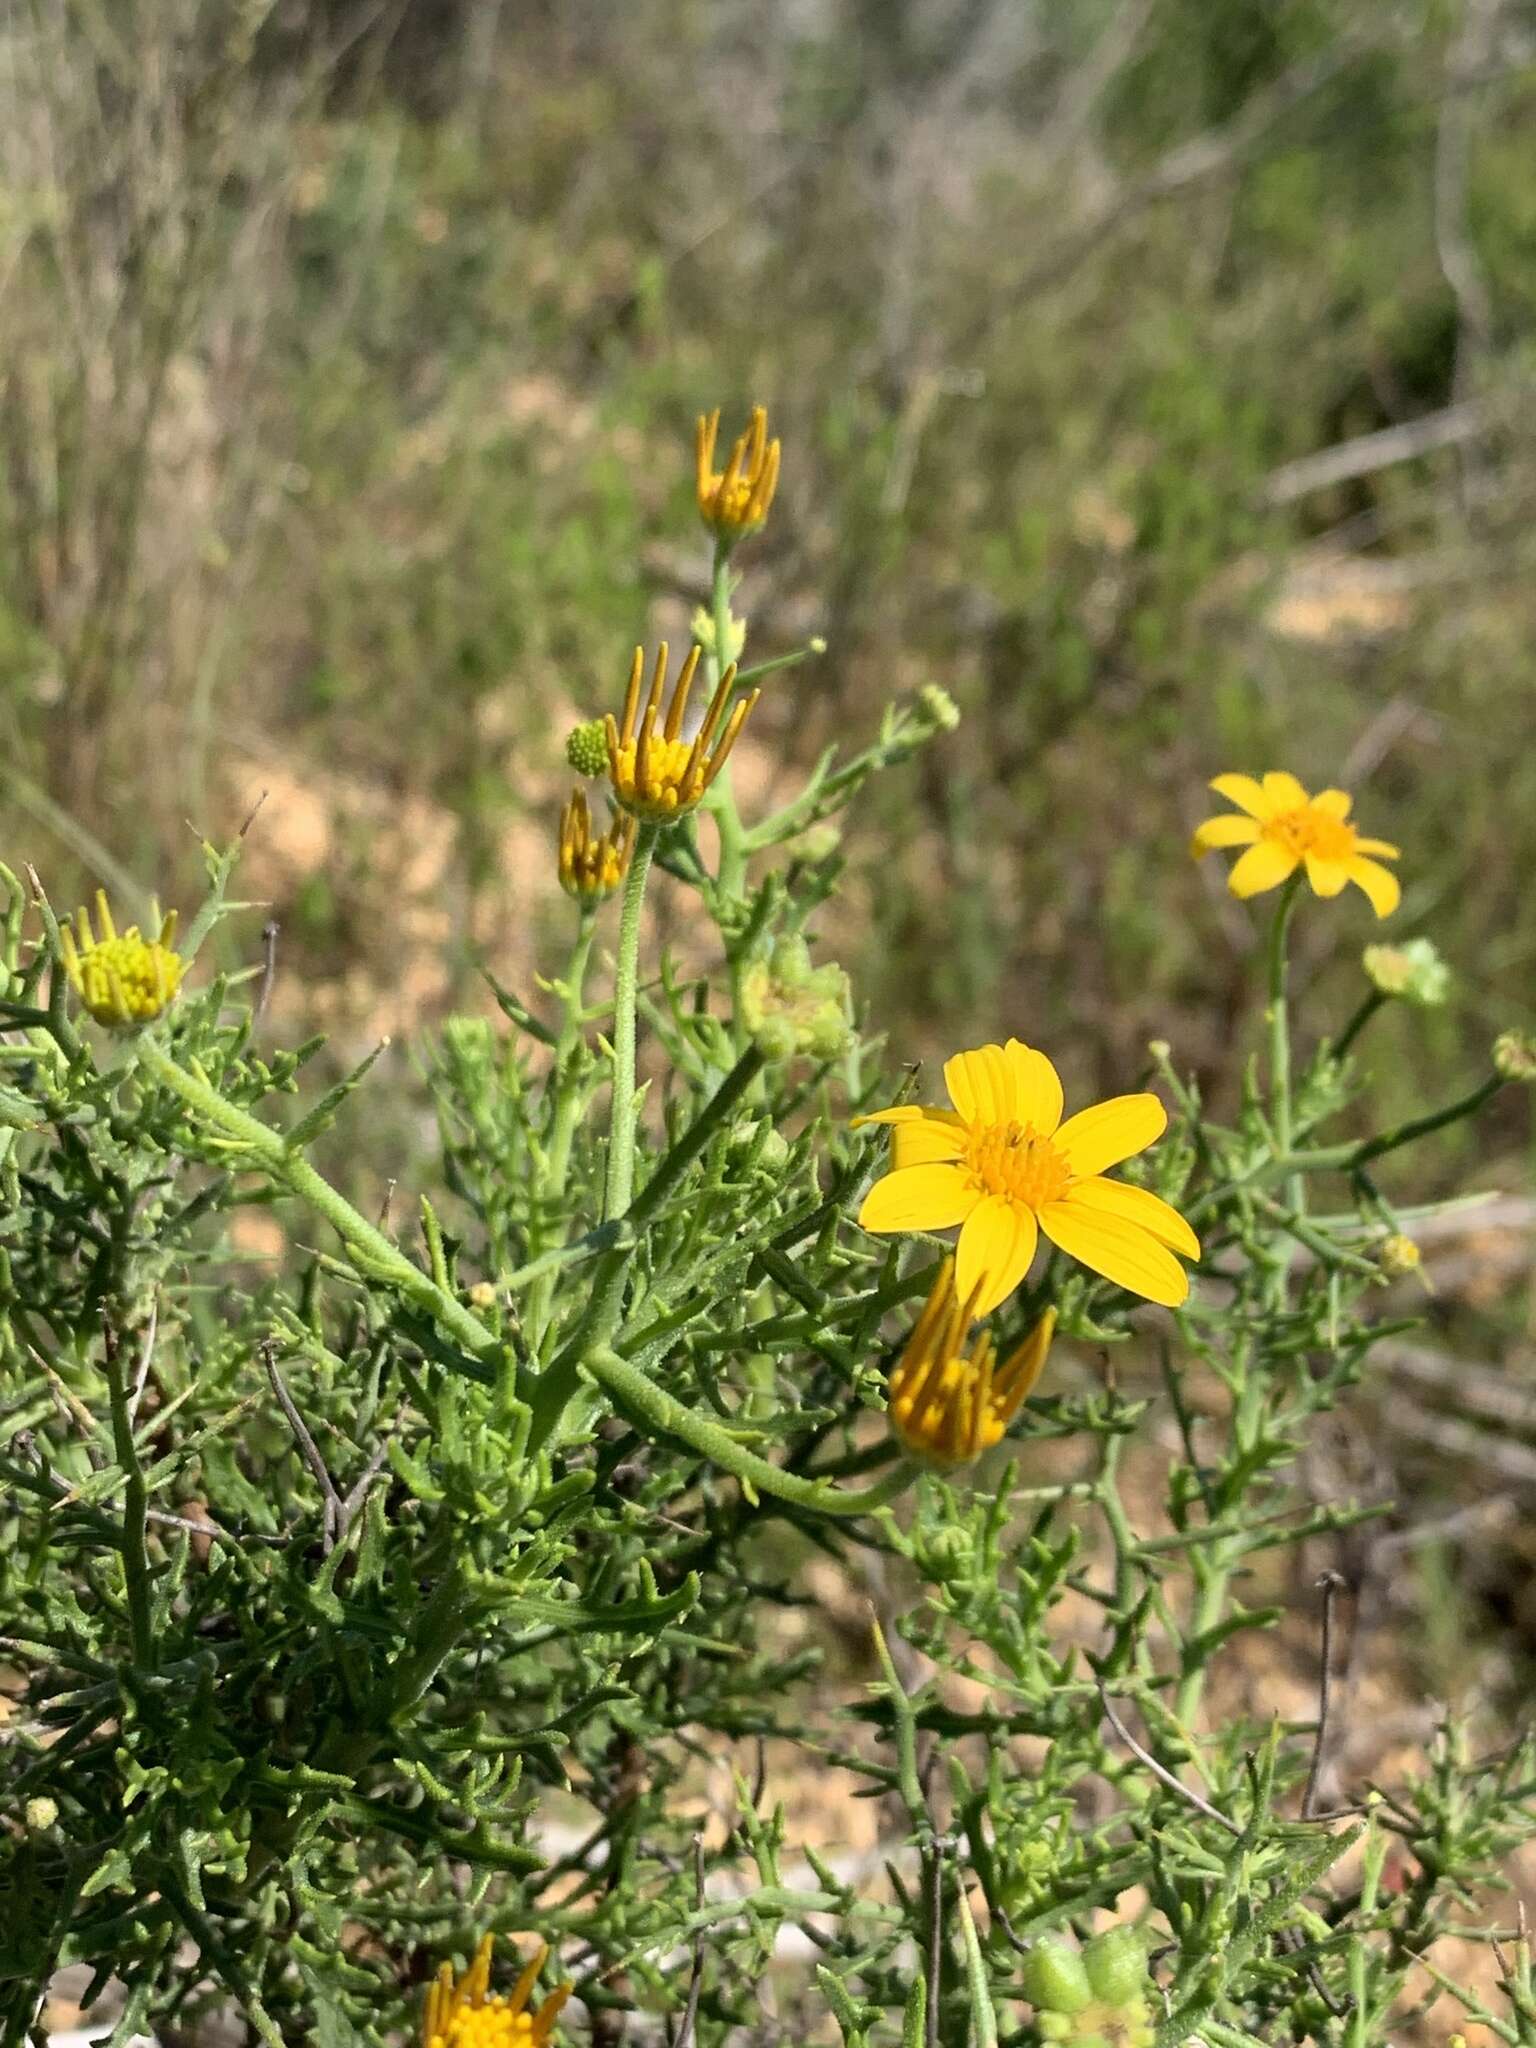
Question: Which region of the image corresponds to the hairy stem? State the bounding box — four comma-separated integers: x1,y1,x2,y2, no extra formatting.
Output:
603,822,659,1220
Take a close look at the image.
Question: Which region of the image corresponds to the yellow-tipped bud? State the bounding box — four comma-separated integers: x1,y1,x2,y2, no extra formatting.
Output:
422,1933,570,2048
58,889,184,1028
558,788,636,902
604,641,759,821
696,404,781,541
887,1258,1055,1466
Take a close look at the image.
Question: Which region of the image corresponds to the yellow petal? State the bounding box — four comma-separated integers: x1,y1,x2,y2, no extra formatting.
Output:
955,1196,1038,1316
1304,853,1349,898
1209,773,1270,818
1312,787,1352,819
858,1164,976,1233
1191,813,1261,855
851,1105,926,1128
944,1044,1016,1125
1346,856,1400,919
1227,840,1299,898
1354,836,1400,859
893,1116,967,1169
1261,770,1308,811
1003,1039,1063,1134
1055,1093,1167,1177
1065,1175,1200,1259
1039,1199,1190,1307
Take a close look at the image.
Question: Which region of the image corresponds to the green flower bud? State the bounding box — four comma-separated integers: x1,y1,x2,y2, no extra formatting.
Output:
1362,937,1450,1007
741,938,853,1064
1021,1938,1093,2015
1038,2014,1074,2040
1083,1927,1149,2007
564,717,610,777
690,603,747,667
792,822,842,864
1494,1031,1536,1083
916,682,960,733
1376,1233,1421,1279
24,1797,58,1831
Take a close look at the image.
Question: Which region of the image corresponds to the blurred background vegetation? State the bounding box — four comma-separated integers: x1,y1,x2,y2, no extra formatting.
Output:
2,0,1535,1726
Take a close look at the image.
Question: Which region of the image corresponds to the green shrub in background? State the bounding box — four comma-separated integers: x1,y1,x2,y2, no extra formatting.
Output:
1,406,1533,2047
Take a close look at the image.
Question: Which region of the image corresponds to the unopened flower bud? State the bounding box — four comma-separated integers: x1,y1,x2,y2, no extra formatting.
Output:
469,1280,497,1309
1022,1938,1093,2015
1494,1031,1536,1082
690,604,747,667
741,938,853,1064
1377,1234,1421,1279
1083,1927,1149,2007
25,1797,58,1831
792,823,842,865
916,682,960,734
564,718,610,777
1362,938,1450,1007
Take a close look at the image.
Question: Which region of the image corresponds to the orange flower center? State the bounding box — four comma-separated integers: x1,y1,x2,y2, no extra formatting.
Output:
1261,803,1358,863
963,1122,1071,1211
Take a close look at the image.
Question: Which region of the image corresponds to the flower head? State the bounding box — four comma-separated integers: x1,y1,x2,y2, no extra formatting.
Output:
605,641,759,821
1193,773,1399,916
888,1258,1055,1465
696,404,780,541
423,1934,569,2048
1377,1233,1422,1279
558,788,636,902
854,1041,1198,1315
59,890,183,1028
1362,937,1449,1006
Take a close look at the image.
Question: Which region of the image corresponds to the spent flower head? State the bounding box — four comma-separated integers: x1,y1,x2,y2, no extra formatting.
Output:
423,1934,569,2048
1363,936,1450,1005
59,890,183,1028
558,788,636,902
741,936,852,1062
855,1040,1199,1314
1192,772,1400,917
887,1257,1055,1465
696,403,780,542
604,641,759,821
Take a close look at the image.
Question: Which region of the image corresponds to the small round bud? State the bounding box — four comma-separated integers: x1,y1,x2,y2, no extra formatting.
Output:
810,635,828,654
469,1280,497,1309
1362,937,1450,1007
564,718,610,777
1494,1031,1536,1082
25,1797,58,1831
1376,1234,1421,1279
1083,1927,1149,2007
792,823,842,865
1021,1938,1094,2015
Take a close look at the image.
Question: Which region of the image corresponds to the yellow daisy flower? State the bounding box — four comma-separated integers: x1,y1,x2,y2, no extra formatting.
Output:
1191,773,1400,918
888,1257,1056,1465
59,890,184,1028
558,788,636,902
422,1934,569,2048
604,640,760,821
854,1041,1198,1315
696,404,781,540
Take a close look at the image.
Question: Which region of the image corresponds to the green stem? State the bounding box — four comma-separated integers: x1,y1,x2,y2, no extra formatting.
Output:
526,1046,767,1453
585,1345,916,1517
603,822,659,1221
102,1330,155,1670
1332,987,1385,1060
1266,873,1302,1158
530,912,598,1346
1282,1073,1506,1178
134,1036,500,1369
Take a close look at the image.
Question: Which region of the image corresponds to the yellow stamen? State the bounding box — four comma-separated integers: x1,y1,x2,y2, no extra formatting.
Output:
422,1935,569,2048
962,1122,1072,1211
